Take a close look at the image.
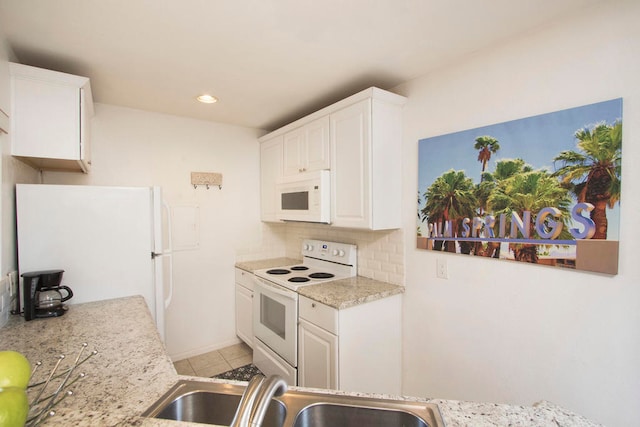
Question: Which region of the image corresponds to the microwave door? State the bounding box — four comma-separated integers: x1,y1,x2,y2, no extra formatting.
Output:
281,190,309,211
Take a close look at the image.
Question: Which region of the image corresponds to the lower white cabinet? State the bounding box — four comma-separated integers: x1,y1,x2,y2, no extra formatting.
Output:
298,317,339,390
234,268,254,348
298,294,402,394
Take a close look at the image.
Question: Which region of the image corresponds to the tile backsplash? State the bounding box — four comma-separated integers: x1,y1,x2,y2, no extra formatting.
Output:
237,222,405,286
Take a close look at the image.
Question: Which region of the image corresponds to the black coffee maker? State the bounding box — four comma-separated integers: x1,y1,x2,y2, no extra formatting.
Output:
21,270,73,321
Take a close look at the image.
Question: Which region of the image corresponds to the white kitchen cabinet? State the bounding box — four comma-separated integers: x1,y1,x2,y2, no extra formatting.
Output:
234,268,254,348
258,87,405,229
9,62,93,173
283,115,330,176
298,318,338,389
298,294,402,394
260,135,283,222
330,93,405,229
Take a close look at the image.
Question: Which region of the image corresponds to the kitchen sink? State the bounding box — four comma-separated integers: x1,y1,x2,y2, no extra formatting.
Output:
142,381,286,426
142,380,445,427
291,403,429,427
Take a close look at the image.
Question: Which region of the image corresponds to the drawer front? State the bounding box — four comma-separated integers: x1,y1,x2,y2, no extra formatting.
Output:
299,295,338,334
235,268,254,290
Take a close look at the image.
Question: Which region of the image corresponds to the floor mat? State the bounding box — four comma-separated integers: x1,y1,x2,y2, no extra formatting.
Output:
213,363,263,381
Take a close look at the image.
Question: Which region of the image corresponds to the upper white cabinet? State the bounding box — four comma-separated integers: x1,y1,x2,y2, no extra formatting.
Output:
9,63,93,173
330,95,404,229
283,115,330,176
260,135,283,222
258,87,406,229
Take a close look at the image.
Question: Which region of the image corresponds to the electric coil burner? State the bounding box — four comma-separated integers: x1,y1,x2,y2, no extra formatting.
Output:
266,269,290,275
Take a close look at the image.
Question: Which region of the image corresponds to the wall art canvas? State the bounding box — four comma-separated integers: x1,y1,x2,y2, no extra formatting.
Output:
417,99,622,275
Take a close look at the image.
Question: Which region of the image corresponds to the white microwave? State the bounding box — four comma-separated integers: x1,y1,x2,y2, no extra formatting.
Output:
276,170,330,224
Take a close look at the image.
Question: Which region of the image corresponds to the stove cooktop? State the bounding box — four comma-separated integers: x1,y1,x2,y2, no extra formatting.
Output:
255,264,345,291
254,239,357,291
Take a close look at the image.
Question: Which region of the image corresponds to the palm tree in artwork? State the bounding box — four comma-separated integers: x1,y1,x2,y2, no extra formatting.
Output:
474,136,501,180
489,164,573,263
552,121,622,239
421,170,477,253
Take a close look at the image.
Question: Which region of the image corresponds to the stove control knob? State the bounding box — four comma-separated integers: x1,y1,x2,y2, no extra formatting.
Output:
304,244,314,251
332,249,345,257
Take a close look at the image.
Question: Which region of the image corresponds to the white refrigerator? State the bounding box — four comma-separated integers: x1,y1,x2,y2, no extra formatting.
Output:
15,184,173,341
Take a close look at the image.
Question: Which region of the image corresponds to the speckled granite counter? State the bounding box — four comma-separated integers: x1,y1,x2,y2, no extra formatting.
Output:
297,276,404,309
235,257,301,272
0,294,602,426
0,295,179,426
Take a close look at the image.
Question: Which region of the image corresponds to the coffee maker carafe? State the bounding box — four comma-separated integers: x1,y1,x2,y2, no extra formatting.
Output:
22,270,73,321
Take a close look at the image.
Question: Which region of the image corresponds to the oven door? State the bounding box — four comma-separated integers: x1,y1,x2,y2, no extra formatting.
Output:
252,276,298,367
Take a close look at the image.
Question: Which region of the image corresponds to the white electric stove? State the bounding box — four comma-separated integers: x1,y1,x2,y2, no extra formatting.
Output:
252,239,357,385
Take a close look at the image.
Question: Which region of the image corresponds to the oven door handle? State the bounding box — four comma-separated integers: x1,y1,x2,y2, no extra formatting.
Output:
253,276,296,298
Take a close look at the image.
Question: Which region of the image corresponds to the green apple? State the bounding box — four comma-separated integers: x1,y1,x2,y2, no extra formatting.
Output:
0,351,31,390
0,387,29,427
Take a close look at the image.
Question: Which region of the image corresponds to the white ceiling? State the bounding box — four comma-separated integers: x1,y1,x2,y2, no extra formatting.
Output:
0,0,604,131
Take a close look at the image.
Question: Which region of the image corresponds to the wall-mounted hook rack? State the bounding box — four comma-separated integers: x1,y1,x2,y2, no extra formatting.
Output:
191,172,222,190
192,184,222,190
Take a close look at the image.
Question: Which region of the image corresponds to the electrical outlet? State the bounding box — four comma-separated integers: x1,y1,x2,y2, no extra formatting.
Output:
436,258,448,279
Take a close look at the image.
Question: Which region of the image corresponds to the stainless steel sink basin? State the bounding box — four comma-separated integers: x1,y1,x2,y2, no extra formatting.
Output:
142,380,286,427
143,380,445,427
292,403,430,427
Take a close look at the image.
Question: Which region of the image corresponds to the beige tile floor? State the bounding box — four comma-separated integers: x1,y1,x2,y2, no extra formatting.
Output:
173,342,253,377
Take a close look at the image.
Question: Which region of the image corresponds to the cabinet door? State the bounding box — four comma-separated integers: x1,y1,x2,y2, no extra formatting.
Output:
330,100,371,228
79,87,91,170
283,116,330,177
235,284,254,348
305,115,330,172
298,318,338,389
12,76,80,160
283,127,305,175
260,136,283,222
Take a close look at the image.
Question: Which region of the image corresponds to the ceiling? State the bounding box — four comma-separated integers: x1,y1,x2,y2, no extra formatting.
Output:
0,0,604,131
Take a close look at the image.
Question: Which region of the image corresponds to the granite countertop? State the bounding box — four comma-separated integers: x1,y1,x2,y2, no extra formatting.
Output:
235,257,405,309
0,295,602,426
235,257,301,272
297,276,404,309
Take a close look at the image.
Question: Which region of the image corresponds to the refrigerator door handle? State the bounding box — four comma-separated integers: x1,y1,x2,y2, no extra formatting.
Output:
163,200,174,310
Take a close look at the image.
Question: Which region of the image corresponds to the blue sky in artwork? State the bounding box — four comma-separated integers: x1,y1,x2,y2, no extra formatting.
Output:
417,98,623,239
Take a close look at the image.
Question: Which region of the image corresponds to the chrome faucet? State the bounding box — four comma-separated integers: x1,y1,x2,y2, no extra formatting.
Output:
230,374,288,427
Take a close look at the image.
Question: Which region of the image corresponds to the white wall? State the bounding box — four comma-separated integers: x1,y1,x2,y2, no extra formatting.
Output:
396,2,640,426
44,103,264,359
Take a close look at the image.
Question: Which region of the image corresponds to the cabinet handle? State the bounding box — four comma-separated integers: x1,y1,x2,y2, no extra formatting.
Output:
311,303,316,308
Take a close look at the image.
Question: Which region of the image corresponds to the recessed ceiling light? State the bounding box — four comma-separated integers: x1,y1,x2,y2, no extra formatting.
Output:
196,94,218,104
